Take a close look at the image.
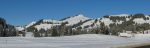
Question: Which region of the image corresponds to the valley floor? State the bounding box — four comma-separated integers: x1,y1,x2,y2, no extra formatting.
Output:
0,34,150,48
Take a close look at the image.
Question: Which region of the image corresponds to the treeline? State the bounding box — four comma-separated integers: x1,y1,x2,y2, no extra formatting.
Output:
31,22,92,37
104,13,149,22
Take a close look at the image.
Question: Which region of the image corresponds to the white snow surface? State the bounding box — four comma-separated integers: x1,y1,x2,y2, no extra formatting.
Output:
133,18,150,24
25,32,34,37
33,19,62,30
62,14,90,25
126,18,130,21
34,24,60,30
1,34,150,48
100,18,114,26
80,20,94,28
26,21,36,28
26,14,90,30
15,26,24,31
42,19,63,23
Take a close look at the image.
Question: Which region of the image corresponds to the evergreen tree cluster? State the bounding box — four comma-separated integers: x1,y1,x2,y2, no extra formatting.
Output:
0,18,17,37
108,13,150,35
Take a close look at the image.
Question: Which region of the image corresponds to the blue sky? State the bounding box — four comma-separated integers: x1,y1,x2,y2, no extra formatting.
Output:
0,0,150,26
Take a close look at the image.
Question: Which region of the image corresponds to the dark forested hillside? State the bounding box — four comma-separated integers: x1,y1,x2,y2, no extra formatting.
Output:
0,17,17,37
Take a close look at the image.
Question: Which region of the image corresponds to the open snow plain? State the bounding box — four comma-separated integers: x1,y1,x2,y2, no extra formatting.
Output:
0,34,150,48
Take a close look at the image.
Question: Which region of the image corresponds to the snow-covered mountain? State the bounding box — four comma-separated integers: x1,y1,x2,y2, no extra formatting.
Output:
77,14,150,29
26,14,91,31
26,21,36,28
61,14,90,25
25,13,150,31
101,14,150,25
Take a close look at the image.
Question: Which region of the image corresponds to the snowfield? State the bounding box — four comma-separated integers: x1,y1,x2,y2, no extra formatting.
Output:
0,34,150,48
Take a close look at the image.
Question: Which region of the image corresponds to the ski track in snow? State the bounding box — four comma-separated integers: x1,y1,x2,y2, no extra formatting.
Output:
0,34,150,48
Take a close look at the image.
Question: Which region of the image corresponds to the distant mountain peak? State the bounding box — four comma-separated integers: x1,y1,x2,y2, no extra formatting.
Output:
25,21,36,28
62,14,90,25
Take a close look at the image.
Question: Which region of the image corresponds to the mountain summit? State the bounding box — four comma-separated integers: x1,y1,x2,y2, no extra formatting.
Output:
61,14,90,25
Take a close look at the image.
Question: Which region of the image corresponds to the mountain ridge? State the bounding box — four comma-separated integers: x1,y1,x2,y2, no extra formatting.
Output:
24,13,150,32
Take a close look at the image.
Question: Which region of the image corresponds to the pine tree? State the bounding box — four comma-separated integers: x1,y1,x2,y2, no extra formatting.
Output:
94,19,98,23
100,22,109,35
33,29,40,37
76,26,82,34
51,28,59,36
39,28,45,37
60,22,68,36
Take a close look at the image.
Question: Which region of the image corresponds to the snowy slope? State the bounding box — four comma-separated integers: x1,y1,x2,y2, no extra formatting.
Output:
15,26,24,31
99,18,123,26
79,15,124,29
133,16,150,24
26,14,90,30
100,14,150,26
133,15,147,24
62,14,90,25
100,18,114,26
35,24,60,30
94,14,130,26
80,20,94,28
33,19,63,30
26,21,36,28
26,19,63,30
42,19,63,24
